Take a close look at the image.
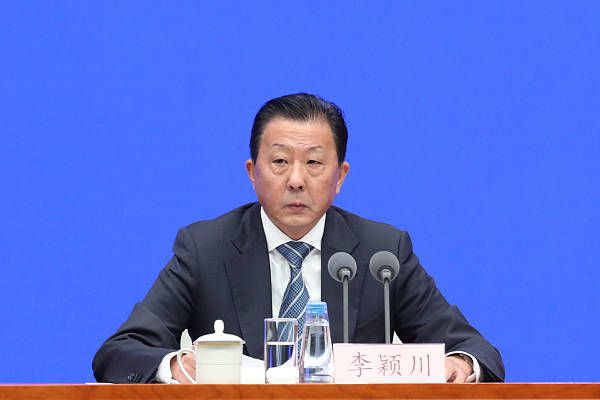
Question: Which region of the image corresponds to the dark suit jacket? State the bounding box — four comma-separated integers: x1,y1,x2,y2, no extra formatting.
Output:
93,203,504,383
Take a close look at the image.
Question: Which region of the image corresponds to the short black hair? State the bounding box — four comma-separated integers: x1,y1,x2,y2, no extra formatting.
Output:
250,93,348,164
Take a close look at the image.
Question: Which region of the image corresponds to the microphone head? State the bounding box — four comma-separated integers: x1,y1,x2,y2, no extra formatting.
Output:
369,251,400,283
327,252,357,282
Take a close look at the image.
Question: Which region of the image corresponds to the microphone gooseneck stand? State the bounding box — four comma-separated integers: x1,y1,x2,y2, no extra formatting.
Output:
341,269,350,343
327,252,357,343
368,251,400,345
381,269,392,344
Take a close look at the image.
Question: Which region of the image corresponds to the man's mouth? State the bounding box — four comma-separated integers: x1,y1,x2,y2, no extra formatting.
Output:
286,202,307,210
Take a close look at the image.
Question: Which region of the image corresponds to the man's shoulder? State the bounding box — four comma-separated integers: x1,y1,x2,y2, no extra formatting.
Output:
184,202,257,230
331,205,403,231
329,205,408,244
176,203,259,245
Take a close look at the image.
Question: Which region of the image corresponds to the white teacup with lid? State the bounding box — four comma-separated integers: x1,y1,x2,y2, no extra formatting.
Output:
176,320,245,384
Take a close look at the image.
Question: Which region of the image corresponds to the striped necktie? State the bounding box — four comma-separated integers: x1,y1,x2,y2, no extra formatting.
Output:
277,241,313,349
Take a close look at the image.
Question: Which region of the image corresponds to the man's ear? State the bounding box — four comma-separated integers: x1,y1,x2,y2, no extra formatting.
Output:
335,161,350,194
245,159,256,189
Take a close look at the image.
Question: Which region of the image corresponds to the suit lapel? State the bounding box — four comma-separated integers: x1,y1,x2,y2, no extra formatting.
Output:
224,203,272,358
321,207,363,344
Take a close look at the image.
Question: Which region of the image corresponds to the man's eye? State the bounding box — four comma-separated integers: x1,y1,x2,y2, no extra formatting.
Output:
307,160,322,165
273,159,287,165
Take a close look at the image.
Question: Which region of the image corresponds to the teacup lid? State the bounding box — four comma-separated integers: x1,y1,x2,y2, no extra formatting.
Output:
193,320,246,344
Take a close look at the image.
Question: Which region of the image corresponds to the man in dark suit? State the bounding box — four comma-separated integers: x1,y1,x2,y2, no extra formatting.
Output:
93,93,504,383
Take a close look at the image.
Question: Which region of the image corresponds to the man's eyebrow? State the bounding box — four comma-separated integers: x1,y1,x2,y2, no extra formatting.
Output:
270,144,324,150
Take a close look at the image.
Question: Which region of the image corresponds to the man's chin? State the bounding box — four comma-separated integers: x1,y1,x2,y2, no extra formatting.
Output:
278,217,316,239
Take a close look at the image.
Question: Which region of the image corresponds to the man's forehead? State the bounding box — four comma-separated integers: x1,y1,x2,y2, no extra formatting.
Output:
261,118,334,142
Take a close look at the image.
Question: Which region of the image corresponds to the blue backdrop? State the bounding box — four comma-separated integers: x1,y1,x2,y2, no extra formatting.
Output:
1,1,598,383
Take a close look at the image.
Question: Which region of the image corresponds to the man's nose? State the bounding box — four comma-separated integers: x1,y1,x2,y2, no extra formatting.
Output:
287,161,305,191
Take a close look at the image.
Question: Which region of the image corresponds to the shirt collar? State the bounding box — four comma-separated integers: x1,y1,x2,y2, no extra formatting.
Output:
260,207,325,252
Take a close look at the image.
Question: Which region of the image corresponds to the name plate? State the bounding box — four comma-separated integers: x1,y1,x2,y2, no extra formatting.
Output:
333,343,445,383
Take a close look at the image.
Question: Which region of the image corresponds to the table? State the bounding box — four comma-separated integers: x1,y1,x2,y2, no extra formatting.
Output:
0,383,599,400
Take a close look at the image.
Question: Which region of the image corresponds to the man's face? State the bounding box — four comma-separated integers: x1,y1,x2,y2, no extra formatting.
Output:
246,117,350,240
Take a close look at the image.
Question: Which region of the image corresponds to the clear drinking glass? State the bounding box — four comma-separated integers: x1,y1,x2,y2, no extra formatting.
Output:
264,317,298,383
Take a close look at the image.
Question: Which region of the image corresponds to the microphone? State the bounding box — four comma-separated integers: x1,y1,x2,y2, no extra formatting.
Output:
368,251,400,344
327,252,357,343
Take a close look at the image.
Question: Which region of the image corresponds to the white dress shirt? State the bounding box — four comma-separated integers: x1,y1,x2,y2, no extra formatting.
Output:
156,207,480,382
260,207,325,318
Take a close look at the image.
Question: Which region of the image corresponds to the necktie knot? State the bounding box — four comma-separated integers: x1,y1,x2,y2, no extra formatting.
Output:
276,241,313,268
